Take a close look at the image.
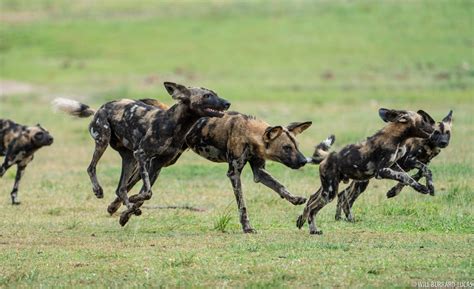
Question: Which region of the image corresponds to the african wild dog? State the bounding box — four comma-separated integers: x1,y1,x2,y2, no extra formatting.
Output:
184,112,312,233
53,82,230,226
297,108,436,234
333,110,453,221
0,119,54,204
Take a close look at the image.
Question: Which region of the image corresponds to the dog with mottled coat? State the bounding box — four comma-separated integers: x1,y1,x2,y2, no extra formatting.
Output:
0,119,53,204
297,108,436,234
184,112,312,233
332,110,453,221
53,82,230,226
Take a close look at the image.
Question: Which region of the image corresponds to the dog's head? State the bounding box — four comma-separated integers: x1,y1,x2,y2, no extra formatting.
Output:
163,82,230,118
263,121,312,169
379,108,435,139
430,110,453,148
26,124,54,148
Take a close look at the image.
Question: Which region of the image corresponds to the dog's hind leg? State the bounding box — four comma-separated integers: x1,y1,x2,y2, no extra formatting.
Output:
249,158,306,205
10,164,26,205
299,176,339,235
296,187,322,229
119,158,163,226
308,202,326,235
342,180,369,221
335,182,355,221
86,111,111,199
107,149,136,215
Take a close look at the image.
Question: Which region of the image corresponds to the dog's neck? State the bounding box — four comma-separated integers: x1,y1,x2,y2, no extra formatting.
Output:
164,102,201,134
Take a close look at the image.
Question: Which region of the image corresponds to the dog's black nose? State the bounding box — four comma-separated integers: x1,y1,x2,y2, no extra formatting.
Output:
439,141,448,147
298,158,307,167
223,101,231,110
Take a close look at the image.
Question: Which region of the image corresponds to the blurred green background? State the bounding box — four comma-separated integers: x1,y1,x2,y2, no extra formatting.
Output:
0,0,473,288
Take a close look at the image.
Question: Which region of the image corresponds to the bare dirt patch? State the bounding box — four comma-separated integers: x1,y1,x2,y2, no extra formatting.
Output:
0,79,36,96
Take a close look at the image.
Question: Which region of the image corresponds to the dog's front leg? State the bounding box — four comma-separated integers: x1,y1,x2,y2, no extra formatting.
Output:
386,169,424,198
10,164,26,205
249,159,306,205
377,167,430,194
414,161,434,195
228,157,255,233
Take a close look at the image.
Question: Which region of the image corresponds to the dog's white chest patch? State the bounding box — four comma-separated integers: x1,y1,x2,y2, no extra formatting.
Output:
389,145,407,163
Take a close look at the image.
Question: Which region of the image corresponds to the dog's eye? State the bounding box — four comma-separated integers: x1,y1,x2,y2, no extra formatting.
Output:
284,145,292,151
204,94,212,99
35,132,44,140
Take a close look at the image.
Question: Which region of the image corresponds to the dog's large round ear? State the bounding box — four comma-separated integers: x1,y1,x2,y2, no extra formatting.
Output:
379,108,407,123
442,110,453,124
417,110,435,125
263,126,283,143
164,82,190,101
287,121,312,135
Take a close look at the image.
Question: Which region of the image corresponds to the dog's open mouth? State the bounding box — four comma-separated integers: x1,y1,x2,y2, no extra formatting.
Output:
203,107,226,117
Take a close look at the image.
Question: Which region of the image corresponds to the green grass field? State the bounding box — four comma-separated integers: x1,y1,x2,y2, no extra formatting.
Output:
0,0,473,287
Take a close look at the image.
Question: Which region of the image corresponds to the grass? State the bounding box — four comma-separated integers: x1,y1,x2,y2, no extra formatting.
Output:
0,0,473,288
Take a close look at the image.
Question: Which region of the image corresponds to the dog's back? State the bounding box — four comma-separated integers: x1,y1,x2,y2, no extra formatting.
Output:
186,112,265,162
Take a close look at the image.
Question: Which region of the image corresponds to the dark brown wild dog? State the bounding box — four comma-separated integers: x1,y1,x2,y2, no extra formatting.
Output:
0,119,54,204
297,108,436,235
53,82,230,226
332,110,453,221
184,112,312,233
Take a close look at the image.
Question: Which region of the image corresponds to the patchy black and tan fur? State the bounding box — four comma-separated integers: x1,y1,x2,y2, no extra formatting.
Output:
53,82,230,226
333,110,453,221
297,108,436,235
183,112,312,233
0,119,54,204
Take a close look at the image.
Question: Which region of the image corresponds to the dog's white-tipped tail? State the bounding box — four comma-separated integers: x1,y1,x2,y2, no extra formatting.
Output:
52,98,95,118
309,134,335,165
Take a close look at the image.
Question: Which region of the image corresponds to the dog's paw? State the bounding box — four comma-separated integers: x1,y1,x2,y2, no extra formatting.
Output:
296,215,305,229
428,184,435,196
290,196,307,206
243,227,257,234
416,184,430,194
93,186,104,199
133,208,142,216
386,188,399,198
119,211,132,226
107,203,121,215
309,229,323,235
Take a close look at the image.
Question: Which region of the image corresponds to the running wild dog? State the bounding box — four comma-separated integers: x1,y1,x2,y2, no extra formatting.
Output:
0,119,54,204
53,82,230,226
333,110,453,221
185,112,312,233
297,108,436,234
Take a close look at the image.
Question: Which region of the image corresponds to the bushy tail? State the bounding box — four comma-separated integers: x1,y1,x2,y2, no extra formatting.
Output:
52,98,96,118
308,134,335,164
139,98,170,110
